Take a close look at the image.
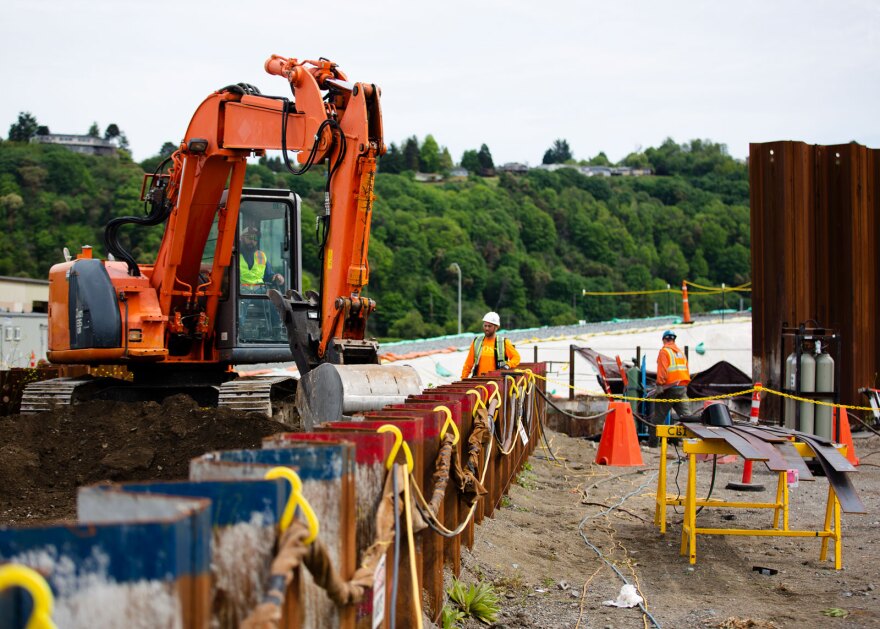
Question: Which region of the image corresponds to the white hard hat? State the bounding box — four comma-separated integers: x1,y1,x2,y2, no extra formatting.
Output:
483,311,501,327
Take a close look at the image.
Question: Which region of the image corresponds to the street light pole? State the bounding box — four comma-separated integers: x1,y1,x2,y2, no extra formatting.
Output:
450,262,462,335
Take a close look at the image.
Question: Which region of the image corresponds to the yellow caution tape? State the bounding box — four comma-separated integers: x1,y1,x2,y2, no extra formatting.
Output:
582,280,753,297
685,279,752,292
518,371,877,411
582,288,676,296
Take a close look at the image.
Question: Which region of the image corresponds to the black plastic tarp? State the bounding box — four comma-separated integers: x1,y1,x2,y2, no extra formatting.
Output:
687,360,752,401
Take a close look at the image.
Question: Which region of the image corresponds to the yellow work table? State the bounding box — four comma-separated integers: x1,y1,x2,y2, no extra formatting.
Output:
653,424,845,569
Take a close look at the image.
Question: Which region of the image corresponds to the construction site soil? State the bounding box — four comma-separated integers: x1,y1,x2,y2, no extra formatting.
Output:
0,396,291,523
1,398,878,628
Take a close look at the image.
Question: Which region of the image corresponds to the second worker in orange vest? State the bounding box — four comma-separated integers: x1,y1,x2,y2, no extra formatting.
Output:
653,330,691,423
461,311,520,378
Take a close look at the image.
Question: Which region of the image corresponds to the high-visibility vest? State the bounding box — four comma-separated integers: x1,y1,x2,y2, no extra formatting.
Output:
240,251,267,285
663,346,690,384
471,335,509,377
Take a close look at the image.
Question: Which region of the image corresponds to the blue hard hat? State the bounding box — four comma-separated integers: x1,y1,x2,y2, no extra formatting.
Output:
662,330,676,340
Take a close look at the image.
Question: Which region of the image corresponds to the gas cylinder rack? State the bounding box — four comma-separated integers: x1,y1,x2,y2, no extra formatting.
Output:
780,323,840,438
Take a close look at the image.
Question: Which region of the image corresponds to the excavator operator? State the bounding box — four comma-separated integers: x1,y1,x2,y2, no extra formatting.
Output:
239,226,285,294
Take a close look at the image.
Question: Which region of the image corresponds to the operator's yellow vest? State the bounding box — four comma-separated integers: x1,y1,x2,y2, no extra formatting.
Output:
240,251,267,285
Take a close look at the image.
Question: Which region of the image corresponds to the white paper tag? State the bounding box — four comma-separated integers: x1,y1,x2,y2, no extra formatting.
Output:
518,421,529,445
786,469,799,488
372,554,386,629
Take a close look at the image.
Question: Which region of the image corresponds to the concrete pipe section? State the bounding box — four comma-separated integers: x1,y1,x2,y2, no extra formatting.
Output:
296,363,422,430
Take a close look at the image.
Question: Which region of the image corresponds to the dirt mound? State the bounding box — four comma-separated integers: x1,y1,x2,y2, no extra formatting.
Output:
0,395,291,525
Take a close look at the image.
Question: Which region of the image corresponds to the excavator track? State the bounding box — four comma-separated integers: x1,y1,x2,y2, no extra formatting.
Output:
20,377,95,414
217,376,297,424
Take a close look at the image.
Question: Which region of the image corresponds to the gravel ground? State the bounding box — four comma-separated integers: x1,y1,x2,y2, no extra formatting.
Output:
447,428,879,629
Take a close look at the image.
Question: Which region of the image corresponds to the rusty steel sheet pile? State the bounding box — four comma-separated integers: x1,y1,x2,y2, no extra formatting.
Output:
749,141,880,420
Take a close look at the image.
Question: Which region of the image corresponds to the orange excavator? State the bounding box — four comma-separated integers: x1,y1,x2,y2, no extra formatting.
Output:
22,55,419,422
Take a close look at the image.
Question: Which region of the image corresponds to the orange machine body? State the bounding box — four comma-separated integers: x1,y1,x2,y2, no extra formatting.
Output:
47,56,382,370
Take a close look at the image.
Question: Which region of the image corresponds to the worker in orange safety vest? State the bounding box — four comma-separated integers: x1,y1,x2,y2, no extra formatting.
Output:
653,330,691,423
461,311,520,378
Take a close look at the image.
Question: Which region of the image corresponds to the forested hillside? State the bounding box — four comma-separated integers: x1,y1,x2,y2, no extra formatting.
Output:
0,136,749,338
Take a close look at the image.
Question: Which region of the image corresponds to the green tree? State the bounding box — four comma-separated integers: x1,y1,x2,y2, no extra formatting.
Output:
438,147,453,174
104,124,121,140
657,240,689,283
542,139,573,164
419,134,440,173
87,122,101,138
460,149,480,173
8,112,39,142
586,151,611,166
402,136,420,171
622,150,651,169
379,142,405,174
477,144,495,174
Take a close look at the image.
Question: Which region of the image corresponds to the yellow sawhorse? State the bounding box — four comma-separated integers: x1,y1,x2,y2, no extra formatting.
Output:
653,424,844,569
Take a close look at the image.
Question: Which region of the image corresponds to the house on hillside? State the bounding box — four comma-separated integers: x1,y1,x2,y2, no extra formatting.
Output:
534,163,567,172
449,167,469,178
31,134,117,156
498,162,529,174
414,172,444,183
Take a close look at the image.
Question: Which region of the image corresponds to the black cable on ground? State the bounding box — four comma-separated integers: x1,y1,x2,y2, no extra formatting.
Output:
696,455,718,516
578,471,662,629
847,410,880,438
671,440,684,514
669,441,718,517
538,419,569,459
536,386,614,421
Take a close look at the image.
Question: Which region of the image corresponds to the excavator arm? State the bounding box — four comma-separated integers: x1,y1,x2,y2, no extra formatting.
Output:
125,56,382,372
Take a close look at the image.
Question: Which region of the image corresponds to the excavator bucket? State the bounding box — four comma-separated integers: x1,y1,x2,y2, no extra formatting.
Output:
296,363,422,430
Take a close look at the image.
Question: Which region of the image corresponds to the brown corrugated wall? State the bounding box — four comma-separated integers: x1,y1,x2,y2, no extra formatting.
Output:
750,141,879,420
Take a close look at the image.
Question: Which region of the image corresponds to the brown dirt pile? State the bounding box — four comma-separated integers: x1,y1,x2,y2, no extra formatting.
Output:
0,395,290,524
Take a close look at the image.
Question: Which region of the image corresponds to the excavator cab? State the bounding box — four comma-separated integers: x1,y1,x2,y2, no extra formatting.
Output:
213,188,305,366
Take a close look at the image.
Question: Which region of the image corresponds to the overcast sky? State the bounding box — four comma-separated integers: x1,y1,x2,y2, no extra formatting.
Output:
3,0,877,165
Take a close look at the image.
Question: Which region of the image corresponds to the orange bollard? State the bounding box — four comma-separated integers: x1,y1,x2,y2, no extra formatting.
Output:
595,402,643,466
749,383,762,424
835,406,860,466
681,281,692,324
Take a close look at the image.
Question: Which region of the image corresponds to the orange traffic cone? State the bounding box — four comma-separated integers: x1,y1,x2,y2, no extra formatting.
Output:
595,401,644,466
835,406,859,466
681,281,692,324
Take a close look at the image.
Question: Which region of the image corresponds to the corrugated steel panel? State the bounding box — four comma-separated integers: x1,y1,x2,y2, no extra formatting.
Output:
750,141,879,420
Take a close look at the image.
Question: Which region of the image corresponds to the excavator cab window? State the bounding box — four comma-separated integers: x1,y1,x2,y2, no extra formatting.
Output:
236,193,294,345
